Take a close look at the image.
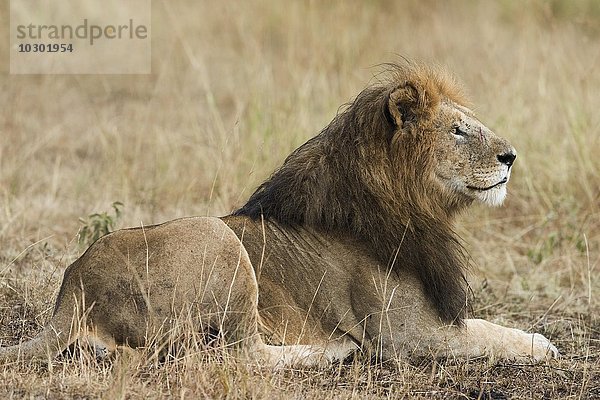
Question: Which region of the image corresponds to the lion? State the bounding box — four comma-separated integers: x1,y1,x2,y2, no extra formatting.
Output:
0,62,558,368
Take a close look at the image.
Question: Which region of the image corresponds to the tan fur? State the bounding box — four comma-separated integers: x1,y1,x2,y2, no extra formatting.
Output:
0,62,558,367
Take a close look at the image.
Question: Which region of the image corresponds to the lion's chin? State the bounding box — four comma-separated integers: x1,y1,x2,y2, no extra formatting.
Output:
475,184,507,207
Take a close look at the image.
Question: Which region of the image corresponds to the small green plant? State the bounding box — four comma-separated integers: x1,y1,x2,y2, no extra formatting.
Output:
78,202,124,248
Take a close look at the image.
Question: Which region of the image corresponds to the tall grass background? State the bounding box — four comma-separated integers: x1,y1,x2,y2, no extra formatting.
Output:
0,0,598,398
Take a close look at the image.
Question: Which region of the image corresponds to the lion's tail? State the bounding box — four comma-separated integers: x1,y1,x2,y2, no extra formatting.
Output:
0,304,78,365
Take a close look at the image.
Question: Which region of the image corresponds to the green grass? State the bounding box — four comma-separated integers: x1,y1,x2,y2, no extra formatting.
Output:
1,0,599,398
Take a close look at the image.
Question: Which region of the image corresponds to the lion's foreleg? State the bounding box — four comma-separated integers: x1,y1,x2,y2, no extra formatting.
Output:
362,269,558,363
438,318,559,362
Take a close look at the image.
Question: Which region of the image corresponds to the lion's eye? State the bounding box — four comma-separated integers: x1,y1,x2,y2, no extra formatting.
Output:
452,126,467,137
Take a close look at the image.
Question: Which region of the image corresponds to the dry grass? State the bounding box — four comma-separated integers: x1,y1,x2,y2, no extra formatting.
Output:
1,0,599,398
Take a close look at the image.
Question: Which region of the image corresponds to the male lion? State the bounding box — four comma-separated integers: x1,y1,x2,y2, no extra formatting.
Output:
0,63,558,367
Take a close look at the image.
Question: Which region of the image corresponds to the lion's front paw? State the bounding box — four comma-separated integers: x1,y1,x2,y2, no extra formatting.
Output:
509,330,559,363
463,319,559,363
529,332,559,361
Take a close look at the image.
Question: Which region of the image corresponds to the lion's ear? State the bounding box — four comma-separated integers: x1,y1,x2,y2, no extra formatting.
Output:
387,82,430,128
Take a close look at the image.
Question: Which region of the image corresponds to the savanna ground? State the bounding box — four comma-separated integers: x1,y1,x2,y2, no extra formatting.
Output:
1,0,599,398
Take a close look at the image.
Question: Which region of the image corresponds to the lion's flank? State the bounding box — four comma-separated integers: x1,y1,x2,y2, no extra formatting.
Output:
234,62,472,324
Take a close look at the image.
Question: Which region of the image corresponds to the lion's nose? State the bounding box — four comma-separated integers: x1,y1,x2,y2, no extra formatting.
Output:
497,152,516,167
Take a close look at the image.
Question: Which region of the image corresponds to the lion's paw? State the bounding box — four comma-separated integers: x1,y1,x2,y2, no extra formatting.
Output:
529,332,559,361
509,330,559,363
464,320,559,363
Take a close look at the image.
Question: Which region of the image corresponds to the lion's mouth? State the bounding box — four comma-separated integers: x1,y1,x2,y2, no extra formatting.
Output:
467,177,508,191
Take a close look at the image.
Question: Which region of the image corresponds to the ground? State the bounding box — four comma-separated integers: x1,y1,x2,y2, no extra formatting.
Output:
1,0,599,398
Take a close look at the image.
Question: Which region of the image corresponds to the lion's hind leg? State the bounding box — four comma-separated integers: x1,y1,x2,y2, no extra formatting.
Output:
78,330,117,361
0,323,75,365
246,337,358,369
0,286,112,365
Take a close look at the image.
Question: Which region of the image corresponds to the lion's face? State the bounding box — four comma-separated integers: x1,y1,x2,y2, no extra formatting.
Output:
387,74,517,209
432,102,516,207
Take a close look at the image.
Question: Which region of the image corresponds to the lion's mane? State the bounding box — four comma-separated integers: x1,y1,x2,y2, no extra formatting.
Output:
234,63,472,324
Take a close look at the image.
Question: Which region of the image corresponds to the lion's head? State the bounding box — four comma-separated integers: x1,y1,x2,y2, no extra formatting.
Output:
235,62,516,323
385,66,516,209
